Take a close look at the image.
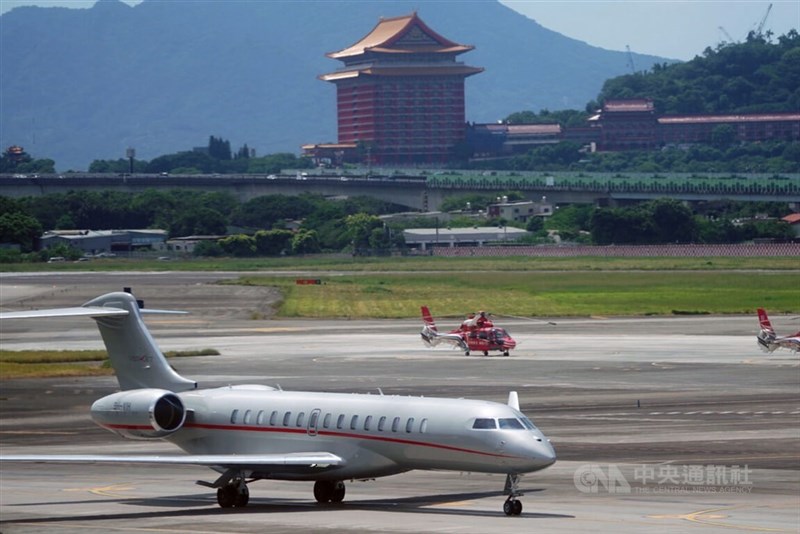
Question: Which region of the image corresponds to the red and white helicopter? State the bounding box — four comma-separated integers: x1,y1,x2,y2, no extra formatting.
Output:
420,306,517,356
757,308,800,353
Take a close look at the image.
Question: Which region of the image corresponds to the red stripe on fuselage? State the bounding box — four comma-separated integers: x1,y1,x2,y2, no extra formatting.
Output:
138,422,521,459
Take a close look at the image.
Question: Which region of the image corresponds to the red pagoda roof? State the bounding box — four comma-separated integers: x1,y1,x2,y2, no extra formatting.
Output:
320,64,483,82
327,13,474,59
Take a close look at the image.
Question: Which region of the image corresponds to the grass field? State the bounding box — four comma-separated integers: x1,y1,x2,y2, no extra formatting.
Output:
232,270,800,318
3,255,800,273
0,349,218,379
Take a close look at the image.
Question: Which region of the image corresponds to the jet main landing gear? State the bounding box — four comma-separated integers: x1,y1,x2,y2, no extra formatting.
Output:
314,480,346,504
217,478,249,508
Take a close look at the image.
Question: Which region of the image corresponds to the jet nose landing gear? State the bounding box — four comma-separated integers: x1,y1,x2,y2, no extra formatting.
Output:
503,474,523,516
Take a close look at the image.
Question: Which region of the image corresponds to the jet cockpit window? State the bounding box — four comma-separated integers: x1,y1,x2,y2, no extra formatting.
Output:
519,416,536,430
509,408,538,430
498,418,525,429
472,418,497,430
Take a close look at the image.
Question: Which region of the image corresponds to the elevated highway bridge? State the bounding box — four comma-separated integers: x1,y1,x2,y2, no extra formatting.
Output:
1,172,798,210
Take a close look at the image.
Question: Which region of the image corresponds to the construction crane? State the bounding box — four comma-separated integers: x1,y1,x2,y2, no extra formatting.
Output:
718,26,737,44
755,3,773,37
625,45,636,74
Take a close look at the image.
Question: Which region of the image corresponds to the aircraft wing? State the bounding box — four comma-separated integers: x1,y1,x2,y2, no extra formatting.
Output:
0,452,344,469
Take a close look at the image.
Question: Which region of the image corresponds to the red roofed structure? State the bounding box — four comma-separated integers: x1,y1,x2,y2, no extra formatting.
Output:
320,13,483,164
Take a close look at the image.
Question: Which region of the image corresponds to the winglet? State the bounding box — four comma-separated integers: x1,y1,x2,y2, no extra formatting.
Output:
507,391,520,411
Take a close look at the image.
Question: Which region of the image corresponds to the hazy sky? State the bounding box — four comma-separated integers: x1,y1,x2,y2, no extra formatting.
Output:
0,0,797,60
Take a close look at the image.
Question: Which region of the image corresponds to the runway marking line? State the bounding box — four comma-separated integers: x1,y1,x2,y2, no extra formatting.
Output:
13,522,227,533
63,483,135,498
651,504,794,532
0,430,77,435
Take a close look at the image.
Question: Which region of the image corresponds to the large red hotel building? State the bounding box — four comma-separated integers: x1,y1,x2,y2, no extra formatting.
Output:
304,14,799,165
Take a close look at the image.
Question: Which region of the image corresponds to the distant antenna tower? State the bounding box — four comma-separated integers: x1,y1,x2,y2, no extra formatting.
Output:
625,45,636,74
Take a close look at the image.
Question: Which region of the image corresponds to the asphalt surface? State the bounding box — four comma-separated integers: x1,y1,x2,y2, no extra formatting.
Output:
1,272,798,533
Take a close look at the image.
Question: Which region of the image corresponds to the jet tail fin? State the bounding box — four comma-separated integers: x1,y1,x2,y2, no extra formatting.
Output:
2,292,197,392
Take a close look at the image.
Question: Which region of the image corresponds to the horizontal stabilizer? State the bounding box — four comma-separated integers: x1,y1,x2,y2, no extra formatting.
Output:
0,307,129,320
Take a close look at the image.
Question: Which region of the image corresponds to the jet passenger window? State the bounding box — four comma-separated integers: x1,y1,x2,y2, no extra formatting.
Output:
420,418,428,433
256,410,265,425
378,416,387,431
309,411,318,429
350,415,359,430
270,411,278,426
283,412,292,426
472,418,496,429
243,410,252,424
498,418,525,430
296,412,305,427
392,417,400,432
337,414,345,429
230,409,239,424
364,415,372,431
323,413,331,428
406,417,415,433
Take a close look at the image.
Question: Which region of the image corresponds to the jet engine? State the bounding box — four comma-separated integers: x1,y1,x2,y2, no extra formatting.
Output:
91,389,186,440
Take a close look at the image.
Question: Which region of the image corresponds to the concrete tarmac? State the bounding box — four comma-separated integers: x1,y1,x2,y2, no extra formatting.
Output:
1,272,798,533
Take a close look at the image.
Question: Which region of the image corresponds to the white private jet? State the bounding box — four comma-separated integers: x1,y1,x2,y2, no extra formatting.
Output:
757,308,800,353
0,291,555,516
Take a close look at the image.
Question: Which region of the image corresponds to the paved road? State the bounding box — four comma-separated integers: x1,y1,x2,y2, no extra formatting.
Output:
1,273,798,533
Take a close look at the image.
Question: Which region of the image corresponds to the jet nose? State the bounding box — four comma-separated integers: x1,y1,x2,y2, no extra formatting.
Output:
510,433,556,472
538,439,556,466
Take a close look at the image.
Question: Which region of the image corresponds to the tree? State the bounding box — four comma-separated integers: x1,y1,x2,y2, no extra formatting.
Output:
649,199,698,243
345,213,382,254
218,234,256,256
254,229,293,256
169,207,227,237
208,136,232,161
0,211,43,252
291,230,321,254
